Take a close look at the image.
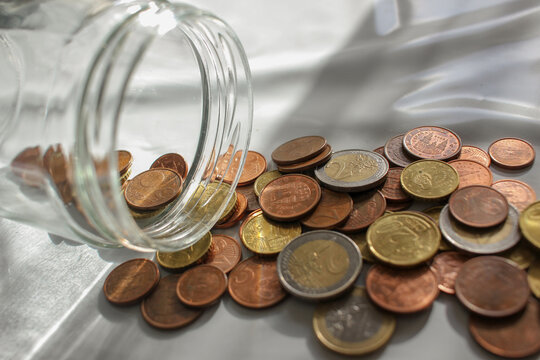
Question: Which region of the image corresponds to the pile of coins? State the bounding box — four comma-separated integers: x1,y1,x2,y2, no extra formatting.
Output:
104,127,540,358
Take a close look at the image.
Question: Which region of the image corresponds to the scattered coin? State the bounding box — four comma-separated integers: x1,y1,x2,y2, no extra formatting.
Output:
156,232,212,270
457,145,491,167
176,265,227,307
383,134,415,168
491,179,536,212
422,205,452,251
315,150,389,192
373,146,386,157
367,211,440,267
403,126,462,161
455,256,530,317
313,286,396,355
277,230,362,301
202,234,242,273
259,174,321,221
400,160,459,201
488,137,535,169
335,190,386,233
348,232,378,263
150,153,188,179
117,150,133,176
185,182,236,224
379,167,411,203
124,169,182,211
214,191,247,228
103,258,160,306
254,170,282,196
239,209,301,256
385,200,413,212
272,136,327,165
469,297,540,358
499,240,537,270
10,145,43,186
439,204,521,254
366,264,439,313
277,144,333,173
228,257,287,309
519,201,540,249
141,274,203,330
448,159,493,189
236,184,260,212
448,185,508,228
301,188,353,229
429,252,471,295
528,259,540,298
216,150,267,186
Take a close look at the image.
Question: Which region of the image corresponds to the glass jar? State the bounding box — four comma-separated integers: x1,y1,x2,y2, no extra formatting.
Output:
0,0,253,251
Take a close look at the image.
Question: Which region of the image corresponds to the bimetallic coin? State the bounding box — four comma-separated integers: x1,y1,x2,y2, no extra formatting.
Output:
458,145,491,167
448,185,508,228
455,256,530,317
469,297,540,358
367,211,440,267
429,252,471,294
519,201,540,249
124,169,182,211
272,135,327,165
117,150,133,176
150,152,189,179
239,209,301,256
156,232,212,270
488,137,535,169
380,167,411,203
500,240,537,270
254,170,282,196
422,205,452,251
439,204,521,254
335,190,386,233
403,126,462,161
301,188,353,229
348,232,378,263
366,264,439,313
176,265,227,307
202,234,242,273
448,160,493,189
528,260,540,298
315,150,389,193
277,230,362,301
492,179,536,212
384,134,415,168
401,160,459,201
313,286,396,355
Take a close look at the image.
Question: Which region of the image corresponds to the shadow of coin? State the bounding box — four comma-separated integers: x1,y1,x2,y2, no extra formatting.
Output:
221,293,287,320
489,165,533,178
48,233,84,247
97,289,141,324
389,306,432,344
265,297,315,338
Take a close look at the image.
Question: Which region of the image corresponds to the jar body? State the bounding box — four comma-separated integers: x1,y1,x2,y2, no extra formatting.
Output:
0,0,253,251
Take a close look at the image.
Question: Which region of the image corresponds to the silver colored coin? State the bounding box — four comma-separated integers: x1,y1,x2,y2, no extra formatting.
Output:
314,150,389,193
439,204,521,254
277,230,362,301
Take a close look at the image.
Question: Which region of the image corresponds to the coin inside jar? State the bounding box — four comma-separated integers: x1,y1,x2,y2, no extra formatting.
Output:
176,265,227,307
488,137,535,169
403,126,462,161
202,234,242,273
150,152,189,179
448,185,508,228
300,188,353,229
117,150,133,175
216,150,267,186
156,232,212,270
272,135,327,165
124,168,182,211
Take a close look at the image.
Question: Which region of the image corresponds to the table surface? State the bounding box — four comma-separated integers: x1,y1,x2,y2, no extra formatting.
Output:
3,1,540,359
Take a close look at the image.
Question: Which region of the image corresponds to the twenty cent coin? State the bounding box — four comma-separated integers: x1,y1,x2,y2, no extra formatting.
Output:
254,170,281,197
488,137,535,169
400,160,459,201
156,232,212,270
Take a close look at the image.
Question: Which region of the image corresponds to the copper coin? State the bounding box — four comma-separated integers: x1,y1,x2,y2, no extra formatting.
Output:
383,134,415,168
492,179,537,212
176,265,227,307
458,145,491,167
385,200,413,212
470,297,540,358
272,135,327,165
403,126,462,161
202,234,242,273
455,256,530,317
379,167,410,203
259,174,321,221
373,146,385,157
488,137,535,169
448,159,493,189
214,192,248,229
236,184,260,212
277,144,332,173
448,185,508,228
117,150,133,175
216,150,267,186
150,152,188,179
228,257,287,309
124,169,182,211
335,190,386,233
10,146,44,187
103,258,160,306
366,264,439,314
141,274,203,329
429,252,471,294
301,188,353,229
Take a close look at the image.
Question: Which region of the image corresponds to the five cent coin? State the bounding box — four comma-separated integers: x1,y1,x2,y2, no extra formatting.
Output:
150,153,188,179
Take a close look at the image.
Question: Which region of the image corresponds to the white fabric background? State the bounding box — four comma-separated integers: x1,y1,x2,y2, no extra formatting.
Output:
2,0,540,359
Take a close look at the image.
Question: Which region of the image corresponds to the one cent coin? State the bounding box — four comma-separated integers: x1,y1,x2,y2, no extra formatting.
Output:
335,190,386,233
228,257,287,309
379,167,411,203
492,179,536,212
124,169,182,211
469,297,540,358
117,150,133,175
301,188,353,229
400,160,459,201
176,265,227,307
150,152,188,179
277,144,332,173
103,258,160,306
366,264,439,314
141,274,203,329
259,174,321,221
448,159,493,189
383,134,415,168
272,135,327,165
403,126,462,161
488,137,535,169
448,185,508,228
520,201,540,249
202,234,242,273
455,256,530,317
458,145,491,167
236,184,260,212
429,252,471,294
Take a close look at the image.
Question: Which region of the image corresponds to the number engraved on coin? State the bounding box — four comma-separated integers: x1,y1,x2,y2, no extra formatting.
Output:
325,154,378,182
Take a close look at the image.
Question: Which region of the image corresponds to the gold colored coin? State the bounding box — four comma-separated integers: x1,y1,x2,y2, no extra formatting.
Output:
129,206,166,220
156,232,212,270
367,211,440,267
401,160,459,201
185,182,236,224
500,240,537,270
422,205,452,251
313,286,396,356
528,259,540,298
254,170,281,197
520,201,540,249
324,153,378,183
240,209,301,255
348,232,378,263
